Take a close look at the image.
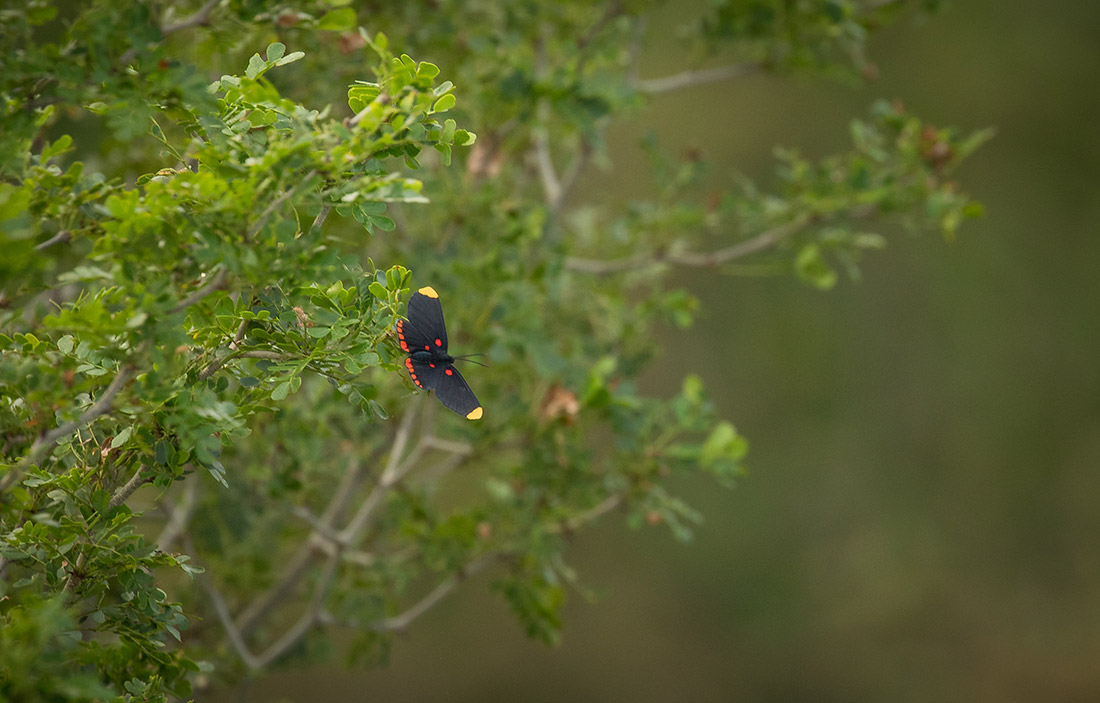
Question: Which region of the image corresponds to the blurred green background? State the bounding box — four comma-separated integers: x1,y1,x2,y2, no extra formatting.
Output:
216,1,1100,700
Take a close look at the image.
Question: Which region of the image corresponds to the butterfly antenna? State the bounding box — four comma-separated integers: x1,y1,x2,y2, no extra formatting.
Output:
455,354,489,367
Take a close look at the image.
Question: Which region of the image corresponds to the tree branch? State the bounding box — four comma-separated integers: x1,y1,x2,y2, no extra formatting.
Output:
161,0,221,35
109,465,150,509
156,478,199,552
189,535,263,670
235,455,366,635
33,230,71,251
369,554,496,633
253,555,339,669
564,213,816,274
198,349,286,381
548,493,625,534
533,121,562,207
339,405,419,544
171,268,228,313
635,62,762,94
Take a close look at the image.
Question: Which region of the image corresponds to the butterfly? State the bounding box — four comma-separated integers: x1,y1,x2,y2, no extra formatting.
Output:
396,286,484,420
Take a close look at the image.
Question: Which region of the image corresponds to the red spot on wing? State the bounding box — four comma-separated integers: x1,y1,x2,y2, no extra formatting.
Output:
435,338,442,347
424,345,430,350
405,358,422,387
445,368,453,376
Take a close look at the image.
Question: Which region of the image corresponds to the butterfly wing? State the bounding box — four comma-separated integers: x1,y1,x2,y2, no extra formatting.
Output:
400,286,448,354
432,364,483,420
405,357,447,391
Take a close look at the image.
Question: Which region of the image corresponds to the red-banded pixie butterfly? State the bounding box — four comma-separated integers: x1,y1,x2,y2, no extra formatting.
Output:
397,286,484,420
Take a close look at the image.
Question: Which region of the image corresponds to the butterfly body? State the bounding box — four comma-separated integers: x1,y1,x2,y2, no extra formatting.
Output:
397,286,483,420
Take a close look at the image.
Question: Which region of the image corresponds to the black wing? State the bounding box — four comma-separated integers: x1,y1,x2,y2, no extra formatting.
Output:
405,357,447,391
401,286,448,354
432,364,483,420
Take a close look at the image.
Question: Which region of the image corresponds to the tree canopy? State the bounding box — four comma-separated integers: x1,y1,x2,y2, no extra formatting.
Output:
0,1,987,700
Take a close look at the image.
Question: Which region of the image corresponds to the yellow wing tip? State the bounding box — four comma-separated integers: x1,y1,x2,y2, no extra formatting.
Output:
418,286,439,298
466,406,484,420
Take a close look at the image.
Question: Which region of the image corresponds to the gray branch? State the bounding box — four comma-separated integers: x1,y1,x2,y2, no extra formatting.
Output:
635,62,762,94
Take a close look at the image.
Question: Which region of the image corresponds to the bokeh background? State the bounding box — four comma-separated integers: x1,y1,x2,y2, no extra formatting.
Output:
213,0,1100,700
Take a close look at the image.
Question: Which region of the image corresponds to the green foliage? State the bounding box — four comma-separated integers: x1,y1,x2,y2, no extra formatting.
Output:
0,0,985,699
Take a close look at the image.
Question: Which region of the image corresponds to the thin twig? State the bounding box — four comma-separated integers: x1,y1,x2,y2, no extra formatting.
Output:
550,140,593,217
635,62,762,94
33,230,71,251
370,553,496,633
548,493,625,534
198,349,286,381
533,116,562,207
161,0,221,35
564,214,816,274
230,318,249,349
188,535,263,670
156,478,199,552
171,268,228,313
339,406,419,543
252,555,340,669
309,205,331,235
108,465,150,509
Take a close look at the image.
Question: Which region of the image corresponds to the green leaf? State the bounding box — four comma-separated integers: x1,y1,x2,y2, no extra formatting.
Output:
417,61,440,79
111,426,133,449
368,282,388,299
432,93,456,113
266,42,286,62
271,381,291,401
57,335,74,354
275,51,306,67
317,7,356,30
246,53,266,79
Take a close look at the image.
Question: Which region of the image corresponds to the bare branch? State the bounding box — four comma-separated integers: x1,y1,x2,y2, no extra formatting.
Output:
171,268,228,313
551,139,593,217
34,230,71,251
161,0,221,35
548,493,625,534
156,478,199,552
533,120,562,207
192,535,342,671
339,406,419,544
253,556,339,669
370,553,496,633
189,535,263,670
109,465,150,509
309,205,332,234
564,214,816,275
635,62,762,94
198,349,286,381
235,455,366,635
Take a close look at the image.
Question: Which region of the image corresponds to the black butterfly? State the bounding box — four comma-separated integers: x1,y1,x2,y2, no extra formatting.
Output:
397,286,483,420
